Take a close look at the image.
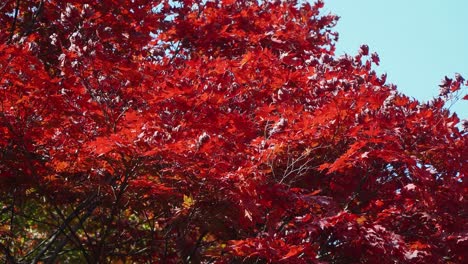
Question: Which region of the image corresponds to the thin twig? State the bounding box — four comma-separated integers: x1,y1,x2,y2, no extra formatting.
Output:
8,0,21,43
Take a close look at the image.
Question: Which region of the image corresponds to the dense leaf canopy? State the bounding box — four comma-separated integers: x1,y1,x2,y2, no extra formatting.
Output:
0,0,466,263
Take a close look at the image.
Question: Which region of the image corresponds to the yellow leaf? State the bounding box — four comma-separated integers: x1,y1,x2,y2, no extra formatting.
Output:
183,195,194,208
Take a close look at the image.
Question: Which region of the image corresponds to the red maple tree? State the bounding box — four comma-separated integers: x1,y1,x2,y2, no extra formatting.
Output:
0,0,466,263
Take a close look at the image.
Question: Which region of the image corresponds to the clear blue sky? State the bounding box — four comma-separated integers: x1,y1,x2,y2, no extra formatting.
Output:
322,0,467,119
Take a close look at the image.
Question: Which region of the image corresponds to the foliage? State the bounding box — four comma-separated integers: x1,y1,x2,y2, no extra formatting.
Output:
0,0,466,263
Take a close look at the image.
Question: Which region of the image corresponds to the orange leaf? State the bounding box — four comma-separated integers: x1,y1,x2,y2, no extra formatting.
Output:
281,245,304,260
410,241,429,250
240,52,252,67
356,216,366,225
54,161,69,172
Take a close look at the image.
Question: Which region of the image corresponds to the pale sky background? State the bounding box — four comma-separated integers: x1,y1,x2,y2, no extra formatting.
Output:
323,0,467,120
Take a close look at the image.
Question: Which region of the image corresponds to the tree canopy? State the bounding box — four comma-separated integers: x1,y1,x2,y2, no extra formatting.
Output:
0,0,466,263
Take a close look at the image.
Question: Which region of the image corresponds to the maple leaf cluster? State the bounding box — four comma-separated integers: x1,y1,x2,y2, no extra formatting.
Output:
0,0,466,263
